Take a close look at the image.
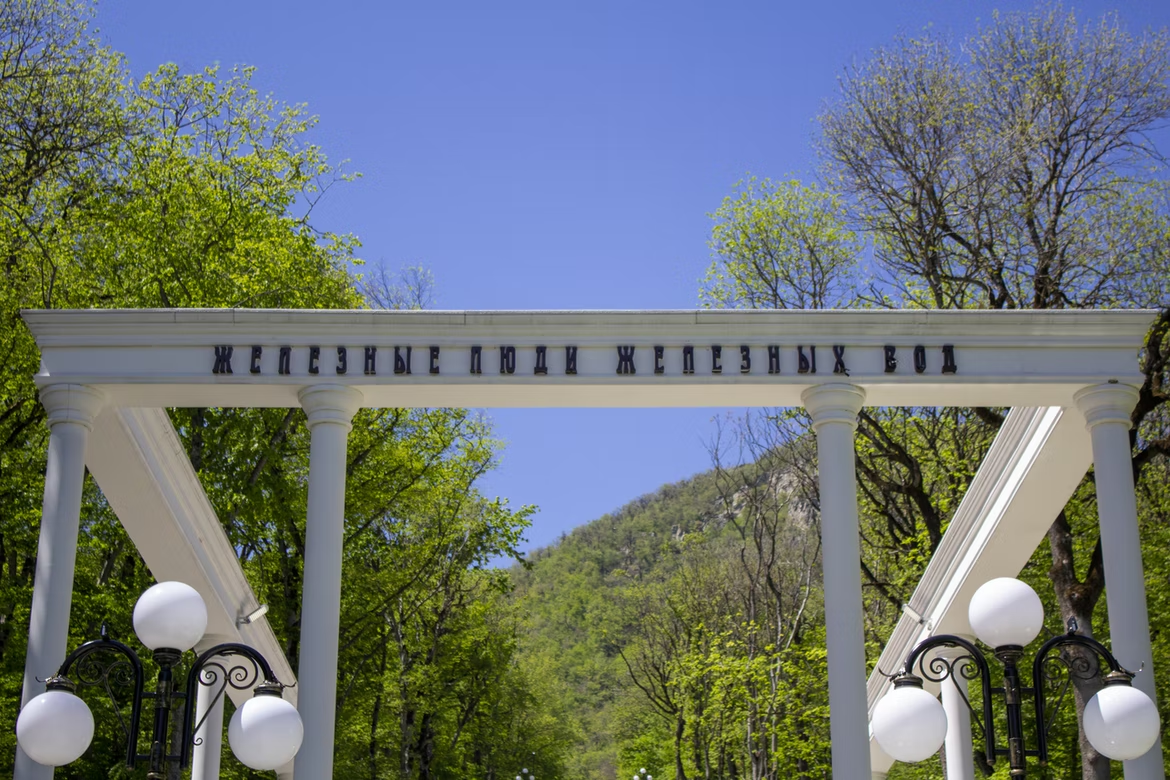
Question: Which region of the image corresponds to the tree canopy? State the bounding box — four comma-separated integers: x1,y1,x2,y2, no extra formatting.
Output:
0,2,561,776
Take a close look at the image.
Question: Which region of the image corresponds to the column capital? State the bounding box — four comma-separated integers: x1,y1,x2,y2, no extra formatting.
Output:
801,383,866,430
1073,383,1139,430
298,385,363,430
39,384,105,430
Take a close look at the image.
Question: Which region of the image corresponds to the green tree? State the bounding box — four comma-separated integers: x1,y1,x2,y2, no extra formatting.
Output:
703,178,860,311
1,2,560,777
701,5,1170,778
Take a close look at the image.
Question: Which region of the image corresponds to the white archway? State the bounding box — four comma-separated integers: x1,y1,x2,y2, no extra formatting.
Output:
16,308,1163,778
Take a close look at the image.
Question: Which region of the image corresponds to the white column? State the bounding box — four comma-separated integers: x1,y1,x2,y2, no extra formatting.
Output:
16,385,104,780
801,383,870,778
1073,384,1164,779
293,386,362,780
938,646,975,780
190,675,225,780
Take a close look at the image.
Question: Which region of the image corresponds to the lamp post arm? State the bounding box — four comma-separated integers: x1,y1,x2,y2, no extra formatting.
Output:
1031,630,1130,763
903,634,997,772
54,636,146,768
180,642,287,767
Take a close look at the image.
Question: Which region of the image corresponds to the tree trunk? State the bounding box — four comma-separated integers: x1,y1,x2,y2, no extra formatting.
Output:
675,714,689,780
369,634,387,780
1048,511,1109,780
416,712,436,779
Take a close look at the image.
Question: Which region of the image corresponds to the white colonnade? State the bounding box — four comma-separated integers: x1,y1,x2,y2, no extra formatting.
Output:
15,385,104,780
14,381,1165,778
802,383,871,776
293,386,363,778
1075,384,1164,778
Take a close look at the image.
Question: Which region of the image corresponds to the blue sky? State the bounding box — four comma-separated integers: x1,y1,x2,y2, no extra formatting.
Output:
96,0,1170,555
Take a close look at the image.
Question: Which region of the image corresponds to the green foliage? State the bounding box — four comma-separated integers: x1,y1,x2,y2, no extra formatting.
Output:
511,458,836,779
690,5,1170,779
0,1,560,777
820,4,1170,311
701,178,860,310
511,474,730,778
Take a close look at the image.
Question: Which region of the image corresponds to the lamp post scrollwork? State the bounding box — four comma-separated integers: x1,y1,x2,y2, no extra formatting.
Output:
872,578,1160,777
16,582,302,776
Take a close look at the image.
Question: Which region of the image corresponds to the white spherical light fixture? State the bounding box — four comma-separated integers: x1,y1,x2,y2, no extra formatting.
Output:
871,678,948,763
968,578,1044,649
15,686,95,766
227,690,304,770
1083,678,1161,761
132,582,208,652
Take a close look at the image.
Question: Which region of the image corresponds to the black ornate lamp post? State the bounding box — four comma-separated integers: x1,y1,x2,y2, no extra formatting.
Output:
872,578,1160,776
16,582,302,777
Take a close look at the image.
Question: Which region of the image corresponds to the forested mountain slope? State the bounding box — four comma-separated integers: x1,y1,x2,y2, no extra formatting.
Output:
508,472,729,778
508,458,835,780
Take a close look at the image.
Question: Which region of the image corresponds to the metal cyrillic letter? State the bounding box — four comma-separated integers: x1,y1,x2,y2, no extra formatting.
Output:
711,345,722,374
470,346,482,375
617,346,636,375
534,346,548,375
278,346,292,375
883,345,897,373
429,346,440,375
565,346,578,375
499,346,516,375
654,346,665,374
832,345,848,376
250,346,262,374
394,346,412,375
212,345,234,374
913,345,927,374
682,346,694,375
740,345,751,374
768,346,780,374
309,346,320,375
941,345,958,374
336,347,348,375
364,346,377,375
797,346,816,374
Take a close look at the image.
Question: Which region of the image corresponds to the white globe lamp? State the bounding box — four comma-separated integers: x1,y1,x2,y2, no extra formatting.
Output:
227,689,304,770
1083,675,1161,761
132,581,208,652
15,684,95,766
968,578,1044,648
871,677,949,763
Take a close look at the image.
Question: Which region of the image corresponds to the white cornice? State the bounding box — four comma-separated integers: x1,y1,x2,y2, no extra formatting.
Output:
20,308,1155,409
21,308,1158,347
